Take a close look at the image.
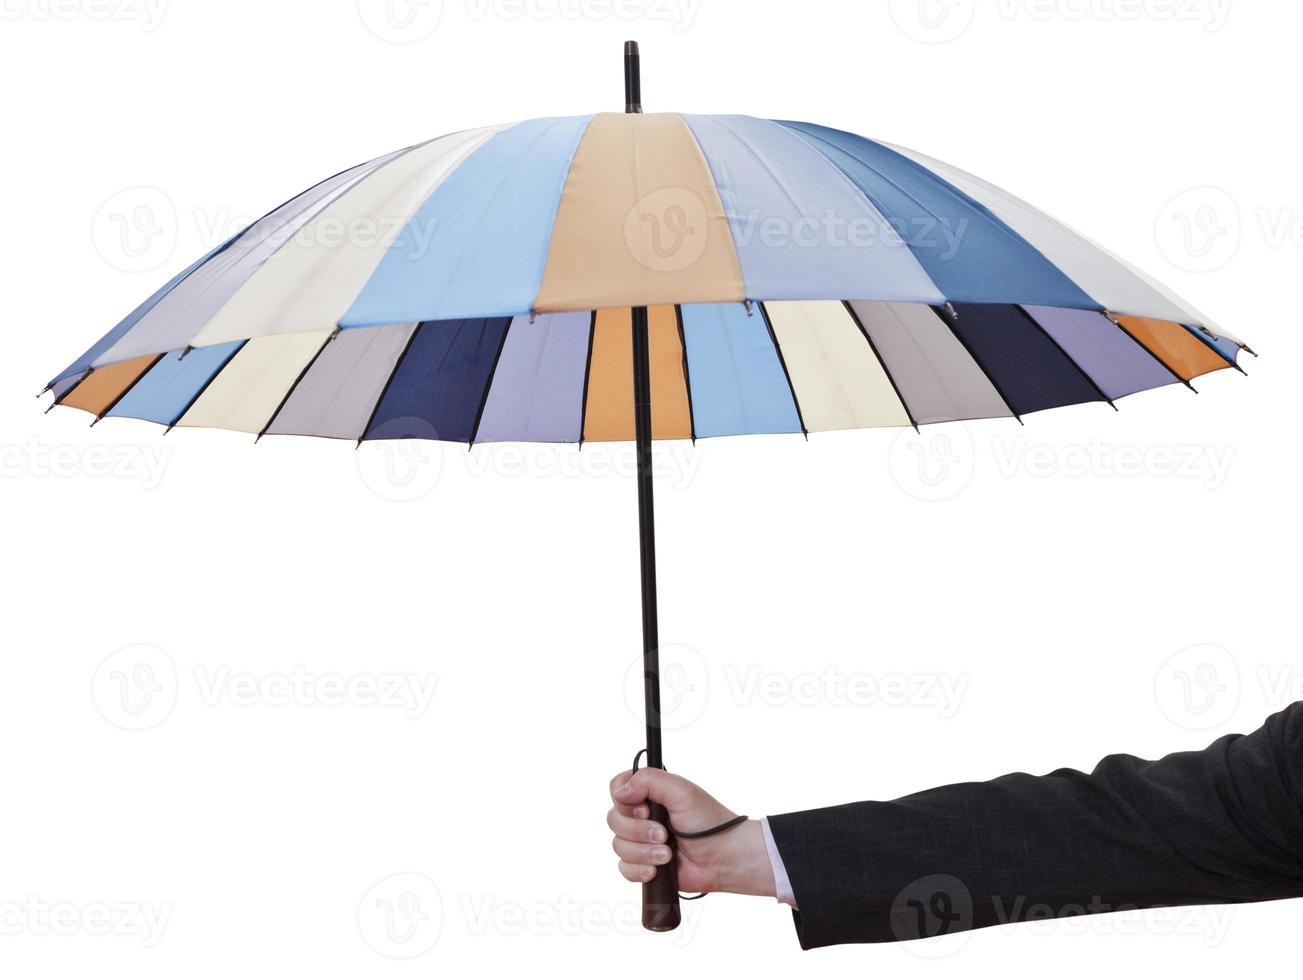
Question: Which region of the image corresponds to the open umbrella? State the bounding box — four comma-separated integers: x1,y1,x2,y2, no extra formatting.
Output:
43,42,1253,932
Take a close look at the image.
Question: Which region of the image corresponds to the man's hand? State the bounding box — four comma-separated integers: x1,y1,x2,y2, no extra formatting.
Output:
607,769,776,898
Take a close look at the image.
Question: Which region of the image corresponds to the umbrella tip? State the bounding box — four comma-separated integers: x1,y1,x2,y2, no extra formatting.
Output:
624,40,642,113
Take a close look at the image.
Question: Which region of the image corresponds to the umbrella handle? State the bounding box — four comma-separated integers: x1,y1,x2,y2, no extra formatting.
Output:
642,798,682,931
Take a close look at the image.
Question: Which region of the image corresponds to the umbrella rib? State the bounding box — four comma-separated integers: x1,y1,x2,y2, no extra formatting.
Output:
757,302,809,438
577,311,597,448
674,305,698,443
164,340,249,433
257,329,339,442
1013,306,1118,412
356,323,423,445
841,301,919,432
931,305,1024,425
467,318,514,449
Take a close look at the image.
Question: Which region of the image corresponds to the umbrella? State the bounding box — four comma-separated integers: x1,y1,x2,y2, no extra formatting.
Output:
43,42,1253,933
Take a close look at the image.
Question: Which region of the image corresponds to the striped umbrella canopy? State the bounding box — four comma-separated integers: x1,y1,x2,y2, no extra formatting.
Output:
43,42,1253,935
45,110,1249,438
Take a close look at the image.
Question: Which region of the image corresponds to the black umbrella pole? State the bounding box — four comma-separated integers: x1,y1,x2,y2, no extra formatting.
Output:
623,40,679,933
632,305,681,932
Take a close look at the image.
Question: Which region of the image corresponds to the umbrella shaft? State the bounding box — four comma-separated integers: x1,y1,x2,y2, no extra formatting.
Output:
626,40,660,768
631,305,663,769
625,41,680,935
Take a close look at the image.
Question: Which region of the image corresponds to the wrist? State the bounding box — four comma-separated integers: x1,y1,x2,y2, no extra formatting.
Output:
711,819,776,898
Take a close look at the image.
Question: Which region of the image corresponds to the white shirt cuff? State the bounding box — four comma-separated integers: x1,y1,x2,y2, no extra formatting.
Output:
761,817,797,908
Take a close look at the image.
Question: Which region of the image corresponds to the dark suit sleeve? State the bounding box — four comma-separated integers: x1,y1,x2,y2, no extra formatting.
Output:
766,702,1303,950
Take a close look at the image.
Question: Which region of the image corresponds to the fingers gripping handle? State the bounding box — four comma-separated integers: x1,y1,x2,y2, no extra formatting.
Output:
630,750,681,930
629,749,751,928
631,750,681,930
642,798,682,931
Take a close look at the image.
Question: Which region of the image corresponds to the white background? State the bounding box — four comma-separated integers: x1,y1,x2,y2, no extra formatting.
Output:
1,0,1299,974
